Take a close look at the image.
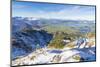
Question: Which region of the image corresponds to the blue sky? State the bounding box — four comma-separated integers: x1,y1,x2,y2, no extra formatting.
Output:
12,1,96,20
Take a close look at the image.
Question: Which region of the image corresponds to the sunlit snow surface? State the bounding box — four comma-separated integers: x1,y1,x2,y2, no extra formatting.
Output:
12,46,96,66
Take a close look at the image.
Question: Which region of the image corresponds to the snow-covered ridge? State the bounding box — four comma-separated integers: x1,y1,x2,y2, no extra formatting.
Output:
12,37,96,66
12,45,96,66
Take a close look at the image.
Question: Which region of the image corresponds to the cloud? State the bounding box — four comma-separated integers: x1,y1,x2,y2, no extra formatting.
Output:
13,3,95,21
28,6,95,20
13,5,32,9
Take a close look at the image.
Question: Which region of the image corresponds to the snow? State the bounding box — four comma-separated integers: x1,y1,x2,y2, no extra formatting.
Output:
12,45,96,66
60,50,80,62
12,34,96,66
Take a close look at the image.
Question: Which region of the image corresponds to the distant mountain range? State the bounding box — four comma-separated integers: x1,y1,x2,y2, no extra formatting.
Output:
12,17,95,32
